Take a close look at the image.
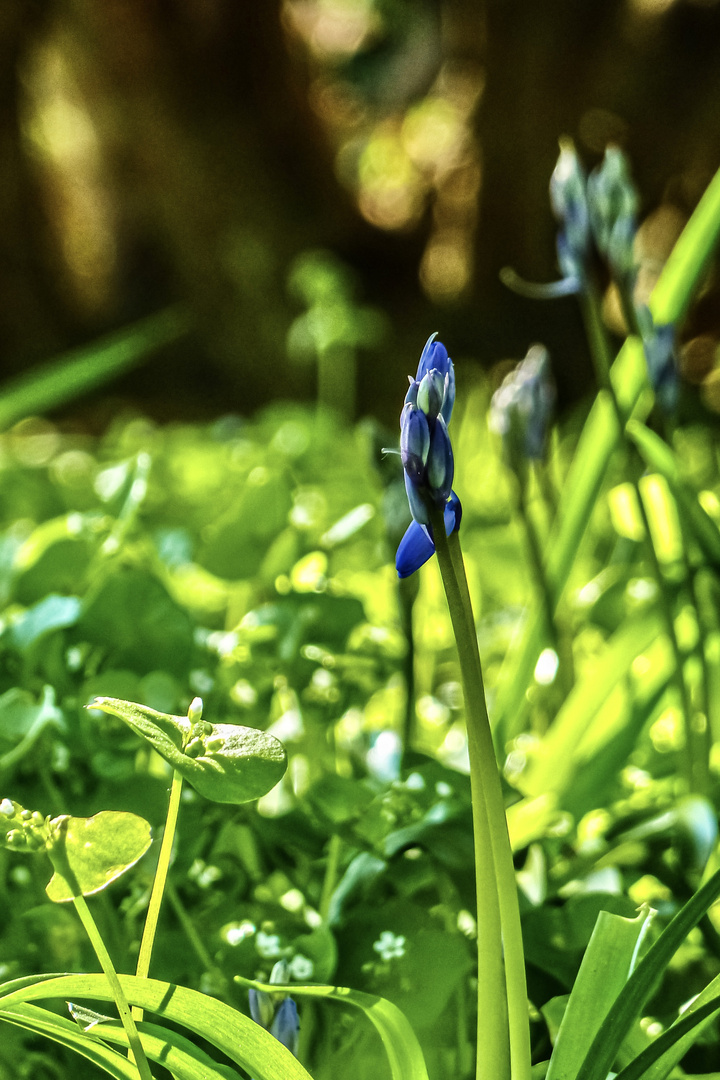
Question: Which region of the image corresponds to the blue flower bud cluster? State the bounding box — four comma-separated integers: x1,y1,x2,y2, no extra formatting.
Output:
550,141,678,413
489,345,555,463
550,140,638,292
248,960,300,1059
397,335,462,578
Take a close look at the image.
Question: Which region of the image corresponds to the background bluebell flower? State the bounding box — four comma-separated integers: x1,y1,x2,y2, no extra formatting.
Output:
489,345,555,462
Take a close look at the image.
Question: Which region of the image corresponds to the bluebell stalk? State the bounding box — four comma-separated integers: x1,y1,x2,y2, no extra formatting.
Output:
248,959,300,1057
489,345,555,464
396,334,462,578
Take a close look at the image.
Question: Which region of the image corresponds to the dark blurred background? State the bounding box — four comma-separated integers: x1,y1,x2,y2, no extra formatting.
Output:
3,0,720,427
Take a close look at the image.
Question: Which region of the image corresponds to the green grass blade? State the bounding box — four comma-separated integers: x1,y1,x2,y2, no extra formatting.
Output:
545,907,653,1080
1,1002,140,1080
576,867,720,1080
0,973,313,1080
626,419,720,566
650,163,720,326
236,975,430,1080
0,306,188,432
613,986,720,1080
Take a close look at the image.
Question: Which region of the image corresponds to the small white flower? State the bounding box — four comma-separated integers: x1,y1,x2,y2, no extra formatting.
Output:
289,954,314,981
373,931,406,961
0,799,14,817
256,931,282,959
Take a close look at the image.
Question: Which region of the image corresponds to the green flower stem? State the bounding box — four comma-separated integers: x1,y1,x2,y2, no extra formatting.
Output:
319,833,343,923
71,893,154,1080
430,507,530,1080
166,879,224,982
133,770,184,1021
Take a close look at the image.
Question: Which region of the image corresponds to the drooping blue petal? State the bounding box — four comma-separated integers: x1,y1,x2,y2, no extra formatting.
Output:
444,490,462,535
396,520,435,578
270,997,300,1056
396,492,462,578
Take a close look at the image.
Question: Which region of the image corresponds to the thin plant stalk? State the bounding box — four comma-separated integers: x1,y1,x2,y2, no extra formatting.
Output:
72,893,154,1080
319,833,343,923
431,506,530,1080
133,770,184,1022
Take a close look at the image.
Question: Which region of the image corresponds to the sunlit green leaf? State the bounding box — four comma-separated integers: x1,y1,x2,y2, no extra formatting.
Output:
89,697,287,804
45,811,152,902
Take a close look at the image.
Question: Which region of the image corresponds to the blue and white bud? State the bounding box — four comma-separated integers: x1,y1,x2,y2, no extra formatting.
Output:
416,370,445,420
550,140,592,283
587,146,638,284
489,345,555,462
270,998,300,1057
426,415,454,499
400,405,430,483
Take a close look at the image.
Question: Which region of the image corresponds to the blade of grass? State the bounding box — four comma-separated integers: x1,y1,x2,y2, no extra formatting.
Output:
0,306,188,431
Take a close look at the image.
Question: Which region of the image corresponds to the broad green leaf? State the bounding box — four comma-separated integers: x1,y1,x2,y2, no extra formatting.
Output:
89,697,287,804
0,973,313,1080
68,1005,242,1080
236,974,430,1080
46,811,152,902
545,907,653,1080
1,1002,140,1080
576,867,720,1080
0,306,187,432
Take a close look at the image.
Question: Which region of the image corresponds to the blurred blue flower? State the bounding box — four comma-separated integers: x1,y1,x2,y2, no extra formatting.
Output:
397,335,462,577
248,959,300,1060
489,345,555,462
587,145,639,287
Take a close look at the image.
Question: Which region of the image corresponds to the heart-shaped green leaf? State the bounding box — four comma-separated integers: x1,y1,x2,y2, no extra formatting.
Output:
46,811,152,902
89,698,287,804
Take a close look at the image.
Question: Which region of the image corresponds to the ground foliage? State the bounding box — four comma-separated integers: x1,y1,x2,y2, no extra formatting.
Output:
1,338,720,1078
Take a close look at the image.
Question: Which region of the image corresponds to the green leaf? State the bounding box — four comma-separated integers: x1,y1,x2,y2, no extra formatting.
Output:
68,1005,242,1080
89,697,287,804
45,811,152,902
0,973,313,1080
576,867,720,1080
0,1002,140,1080
0,306,188,432
79,570,194,678
235,974,430,1080
545,907,653,1080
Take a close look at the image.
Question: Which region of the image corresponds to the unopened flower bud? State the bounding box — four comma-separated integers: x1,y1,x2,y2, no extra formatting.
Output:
587,146,638,283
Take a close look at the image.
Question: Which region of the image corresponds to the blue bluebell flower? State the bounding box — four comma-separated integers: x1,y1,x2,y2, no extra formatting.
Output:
397,334,462,578
586,146,638,287
550,139,592,289
489,345,555,462
248,959,300,1059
